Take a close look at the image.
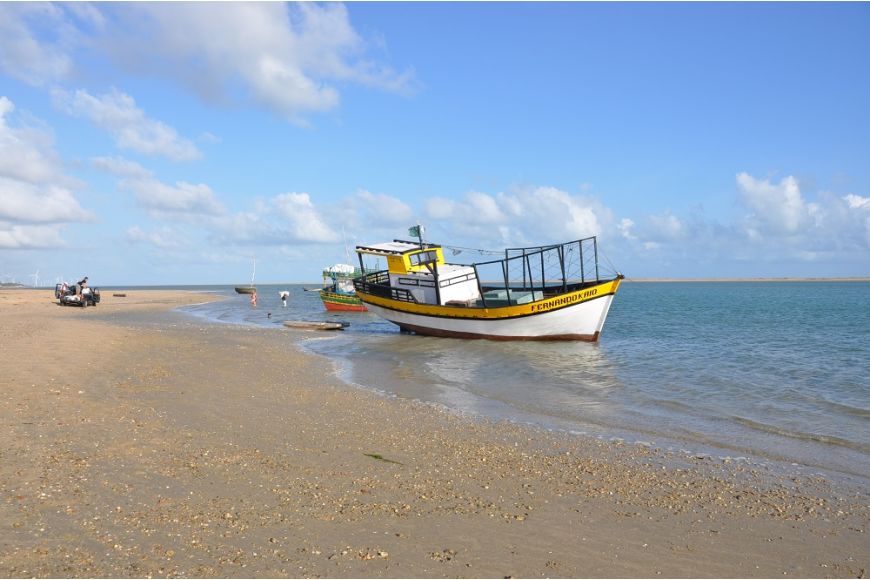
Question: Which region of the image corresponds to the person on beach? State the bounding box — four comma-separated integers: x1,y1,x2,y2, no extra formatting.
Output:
250,290,257,308
75,276,88,300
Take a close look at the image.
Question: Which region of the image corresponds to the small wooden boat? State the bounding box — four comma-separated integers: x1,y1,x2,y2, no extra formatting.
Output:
283,320,348,331
353,234,622,341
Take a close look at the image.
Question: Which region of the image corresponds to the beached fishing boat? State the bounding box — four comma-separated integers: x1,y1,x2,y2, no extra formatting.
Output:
320,264,367,312
353,235,623,341
235,257,257,294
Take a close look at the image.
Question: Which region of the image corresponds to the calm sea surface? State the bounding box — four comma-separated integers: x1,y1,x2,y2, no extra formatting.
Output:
161,282,869,484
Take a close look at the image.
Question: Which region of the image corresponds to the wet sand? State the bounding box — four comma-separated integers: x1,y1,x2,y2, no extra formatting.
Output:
0,289,866,578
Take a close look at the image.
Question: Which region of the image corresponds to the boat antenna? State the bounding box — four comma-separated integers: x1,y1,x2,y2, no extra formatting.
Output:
342,225,351,265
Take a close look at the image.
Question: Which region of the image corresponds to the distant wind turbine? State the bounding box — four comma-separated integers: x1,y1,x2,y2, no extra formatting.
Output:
31,270,40,288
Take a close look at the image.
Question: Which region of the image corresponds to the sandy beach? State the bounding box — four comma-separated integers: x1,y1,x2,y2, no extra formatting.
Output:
0,289,866,578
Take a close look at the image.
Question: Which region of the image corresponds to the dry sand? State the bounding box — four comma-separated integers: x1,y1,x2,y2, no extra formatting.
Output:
0,289,866,578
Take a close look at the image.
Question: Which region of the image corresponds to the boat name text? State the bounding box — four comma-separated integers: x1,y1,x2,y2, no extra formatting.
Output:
530,288,598,312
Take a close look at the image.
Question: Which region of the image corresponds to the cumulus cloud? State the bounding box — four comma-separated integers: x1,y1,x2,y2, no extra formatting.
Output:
353,189,413,226
3,3,415,125
737,172,807,235
844,194,870,210
0,178,93,224
100,2,415,123
203,191,337,246
121,177,224,218
423,186,607,247
54,88,201,161
646,212,687,241
0,96,74,187
615,172,870,274
617,218,636,240
0,3,74,86
90,155,151,179
0,224,67,250
273,192,335,242
125,225,184,250
732,173,870,253
0,96,92,248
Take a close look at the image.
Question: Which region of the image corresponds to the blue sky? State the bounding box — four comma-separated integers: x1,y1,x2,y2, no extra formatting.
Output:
1,2,868,285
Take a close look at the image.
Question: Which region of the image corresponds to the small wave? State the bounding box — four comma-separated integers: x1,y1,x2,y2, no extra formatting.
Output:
817,398,870,419
731,415,870,453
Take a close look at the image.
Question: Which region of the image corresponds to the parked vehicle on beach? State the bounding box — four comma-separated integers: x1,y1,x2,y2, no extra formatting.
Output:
55,282,101,307
353,233,623,341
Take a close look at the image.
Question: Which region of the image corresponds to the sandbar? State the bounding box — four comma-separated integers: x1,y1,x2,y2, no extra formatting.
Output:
0,289,866,578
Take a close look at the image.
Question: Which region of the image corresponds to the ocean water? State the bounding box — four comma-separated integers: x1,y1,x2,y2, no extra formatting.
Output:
174,282,870,484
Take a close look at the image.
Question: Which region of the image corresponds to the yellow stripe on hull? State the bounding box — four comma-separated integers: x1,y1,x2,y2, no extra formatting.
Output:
356,278,621,320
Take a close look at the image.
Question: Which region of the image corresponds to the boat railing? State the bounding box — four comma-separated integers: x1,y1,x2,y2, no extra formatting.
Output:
471,237,603,307
353,270,418,303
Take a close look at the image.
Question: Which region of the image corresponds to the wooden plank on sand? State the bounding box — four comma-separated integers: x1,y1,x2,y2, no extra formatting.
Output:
283,321,347,331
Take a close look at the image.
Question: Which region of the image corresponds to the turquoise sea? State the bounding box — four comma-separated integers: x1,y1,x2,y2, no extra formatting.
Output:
156,281,869,485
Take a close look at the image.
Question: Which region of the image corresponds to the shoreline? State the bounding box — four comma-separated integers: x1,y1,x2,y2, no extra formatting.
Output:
183,289,870,488
1,289,866,577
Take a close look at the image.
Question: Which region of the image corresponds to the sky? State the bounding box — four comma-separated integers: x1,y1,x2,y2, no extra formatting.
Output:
1,1,869,285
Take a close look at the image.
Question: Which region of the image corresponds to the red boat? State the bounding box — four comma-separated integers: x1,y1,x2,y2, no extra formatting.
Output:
320,289,367,311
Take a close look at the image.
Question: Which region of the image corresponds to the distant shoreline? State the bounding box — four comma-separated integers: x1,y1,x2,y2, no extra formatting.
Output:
3,278,868,289
625,277,870,283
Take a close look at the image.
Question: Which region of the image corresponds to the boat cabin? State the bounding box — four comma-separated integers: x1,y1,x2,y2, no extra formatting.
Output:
355,241,482,306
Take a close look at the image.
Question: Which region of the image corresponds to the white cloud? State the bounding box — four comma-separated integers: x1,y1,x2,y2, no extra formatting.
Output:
646,212,686,241
0,178,93,224
0,96,93,248
354,189,413,226
0,96,74,186
54,88,201,161
736,172,807,235
125,225,184,250
91,155,151,179
122,177,224,217
101,2,416,123
3,3,414,124
274,192,335,242
423,186,606,247
614,173,870,274
844,194,870,210
0,223,66,249
0,3,73,86
618,218,636,240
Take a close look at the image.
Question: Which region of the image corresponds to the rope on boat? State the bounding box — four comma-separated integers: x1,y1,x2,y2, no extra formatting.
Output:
442,245,502,256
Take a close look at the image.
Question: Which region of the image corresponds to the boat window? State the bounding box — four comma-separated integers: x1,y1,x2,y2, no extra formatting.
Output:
410,251,437,266
398,278,419,286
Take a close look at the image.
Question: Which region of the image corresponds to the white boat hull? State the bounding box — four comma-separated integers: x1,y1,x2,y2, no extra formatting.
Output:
360,281,620,341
